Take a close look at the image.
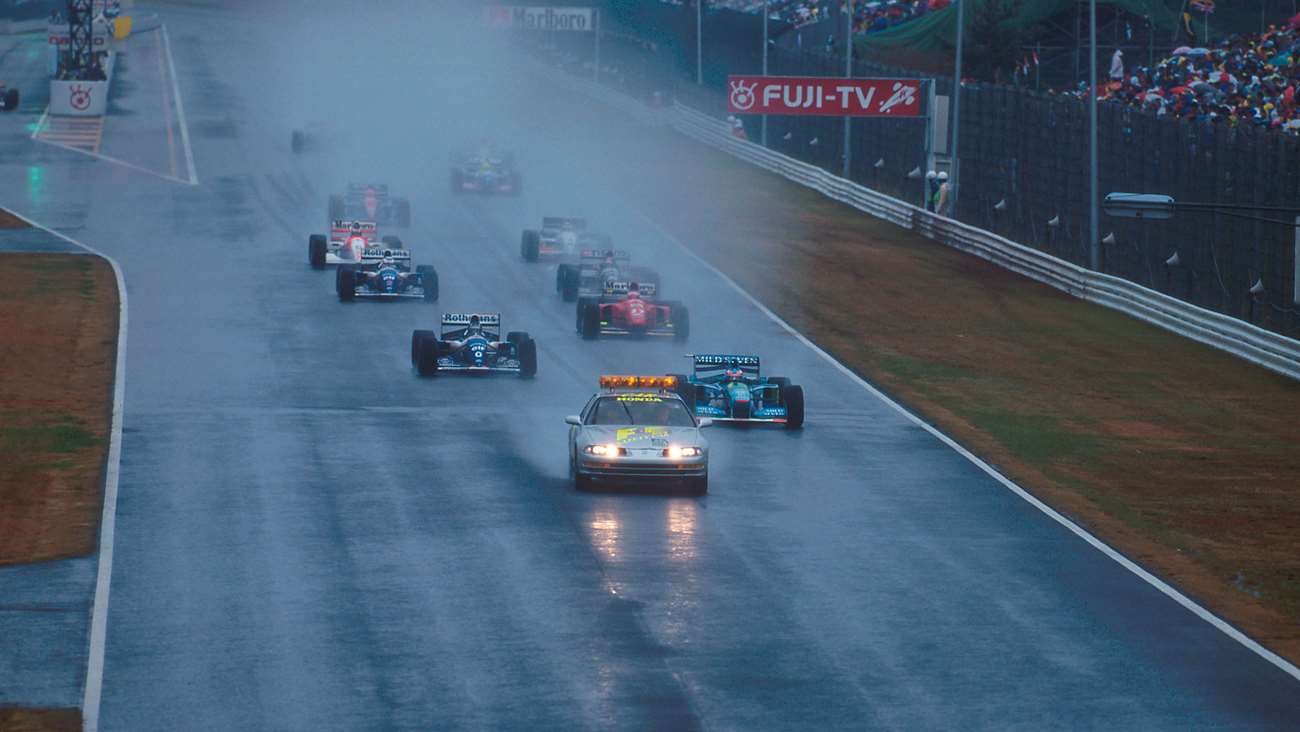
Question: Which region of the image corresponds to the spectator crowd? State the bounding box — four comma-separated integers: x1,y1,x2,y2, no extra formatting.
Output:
655,0,938,35
1057,16,1300,135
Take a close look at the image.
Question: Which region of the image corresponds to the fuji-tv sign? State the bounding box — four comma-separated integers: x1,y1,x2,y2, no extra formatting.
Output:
485,6,595,32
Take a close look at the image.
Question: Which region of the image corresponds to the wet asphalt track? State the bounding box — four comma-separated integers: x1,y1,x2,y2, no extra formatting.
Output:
1,2,1298,729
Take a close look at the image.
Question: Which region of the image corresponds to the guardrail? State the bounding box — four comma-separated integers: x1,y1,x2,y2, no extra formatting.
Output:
530,61,1300,381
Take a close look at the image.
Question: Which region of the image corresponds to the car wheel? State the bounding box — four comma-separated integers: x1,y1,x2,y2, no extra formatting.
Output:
580,302,600,340
291,129,306,153
308,234,327,269
521,230,540,261
782,384,805,429
416,337,441,376
382,235,403,249
672,305,690,341
411,330,435,366
336,266,357,301
416,265,438,302
4,88,20,111
517,337,537,379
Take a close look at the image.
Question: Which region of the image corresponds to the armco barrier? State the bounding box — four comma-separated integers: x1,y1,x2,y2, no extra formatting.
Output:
530,61,1300,381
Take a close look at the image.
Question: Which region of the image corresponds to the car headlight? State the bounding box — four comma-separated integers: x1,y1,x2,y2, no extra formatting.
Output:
584,444,625,457
664,446,702,458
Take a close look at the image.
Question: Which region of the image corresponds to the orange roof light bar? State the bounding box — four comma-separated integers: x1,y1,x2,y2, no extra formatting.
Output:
599,375,678,389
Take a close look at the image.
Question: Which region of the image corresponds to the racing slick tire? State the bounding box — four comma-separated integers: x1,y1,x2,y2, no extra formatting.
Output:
416,337,441,377
667,373,695,410
396,199,411,227
506,331,527,348
336,266,357,301
782,384,805,430
308,234,327,269
521,230,540,261
381,235,404,249
3,88,19,111
579,301,601,340
573,466,593,492
411,329,436,365
290,129,306,153
450,169,463,193
559,265,579,302
672,305,690,342
517,336,537,379
416,265,439,302
769,377,791,389
328,194,345,221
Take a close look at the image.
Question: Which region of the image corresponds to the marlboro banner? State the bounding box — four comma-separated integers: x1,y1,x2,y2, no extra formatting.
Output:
727,75,923,117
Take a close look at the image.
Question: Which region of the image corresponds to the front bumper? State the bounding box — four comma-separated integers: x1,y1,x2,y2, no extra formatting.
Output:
577,453,707,481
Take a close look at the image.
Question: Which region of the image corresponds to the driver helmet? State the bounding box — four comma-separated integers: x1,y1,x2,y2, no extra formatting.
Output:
626,283,641,299
349,221,363,235
467,314,482,335
724,359,745,380
382,256,395,266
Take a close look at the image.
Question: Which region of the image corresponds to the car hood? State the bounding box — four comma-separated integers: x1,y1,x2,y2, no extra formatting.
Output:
579,425,705,448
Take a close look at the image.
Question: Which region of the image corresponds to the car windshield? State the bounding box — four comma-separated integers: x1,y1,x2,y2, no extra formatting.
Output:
589,395,695,426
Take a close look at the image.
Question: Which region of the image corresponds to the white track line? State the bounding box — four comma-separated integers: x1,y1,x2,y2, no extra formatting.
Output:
3,208,129,732
634,209,1300,685
33,132,192,185
159,24,198,185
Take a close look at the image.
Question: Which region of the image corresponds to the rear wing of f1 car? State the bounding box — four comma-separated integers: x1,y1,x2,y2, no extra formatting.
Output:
330,219,377,235
346,182,389,196
602,280,657,297
360,247,410,264
542,216,587,231
440,312,501,339
691,354,761,379
579,248,630,262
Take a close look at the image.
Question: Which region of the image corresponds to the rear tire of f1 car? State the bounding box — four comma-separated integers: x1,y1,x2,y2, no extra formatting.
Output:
411,329,436,366
3,88,19,111
579,302,601,340
336,266,357,302
328,195,345,221
416,265,438,302
308,234,327,269
672,305,690,342
559,266,579,302
396,199,411,227
382,235,403,249
521,230,540,261
517,337,537,379
782,384,805,430
416,338,441,377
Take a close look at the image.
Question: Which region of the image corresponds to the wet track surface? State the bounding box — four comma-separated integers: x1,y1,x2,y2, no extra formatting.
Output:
1,3,1298,729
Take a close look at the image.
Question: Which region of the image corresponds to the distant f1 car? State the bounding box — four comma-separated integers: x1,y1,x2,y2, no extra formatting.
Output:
411,313,537,378
520,217,587,261
670,354,803,428
336,247,438,302
309,220,402,269
556,248,660,302
329,183,410,227
0,84,18,112
450,148,520,194
576,281,688,341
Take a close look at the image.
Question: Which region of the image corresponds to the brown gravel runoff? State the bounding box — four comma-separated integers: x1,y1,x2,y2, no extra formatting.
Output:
547,89,1300,665
0,708,81,732
0,253,118,565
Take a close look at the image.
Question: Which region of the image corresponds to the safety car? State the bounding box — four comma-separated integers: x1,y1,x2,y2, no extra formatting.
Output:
555,248,660,302
566,375,712,495
328,183,411,227
670,354,804,429
576,281,688,341
411,313,537,378
335,247,438,302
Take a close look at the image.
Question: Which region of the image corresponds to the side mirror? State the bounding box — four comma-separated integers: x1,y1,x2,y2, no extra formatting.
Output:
564,415,582,426
697,418,713,428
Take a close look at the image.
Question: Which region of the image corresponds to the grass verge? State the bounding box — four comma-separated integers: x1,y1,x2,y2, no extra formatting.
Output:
0,251,118,565
0,708,81,732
